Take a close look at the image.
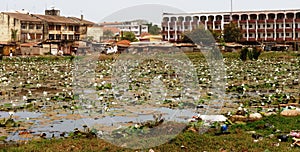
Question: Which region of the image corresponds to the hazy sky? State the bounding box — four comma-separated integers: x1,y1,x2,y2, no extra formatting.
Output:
1,0,300,24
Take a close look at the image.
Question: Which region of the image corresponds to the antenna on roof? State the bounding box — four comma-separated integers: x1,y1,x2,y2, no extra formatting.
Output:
80,10,83,20
230,0,233,21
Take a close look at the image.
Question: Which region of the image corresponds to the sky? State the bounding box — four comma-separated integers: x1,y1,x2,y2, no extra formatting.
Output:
1,0,300,24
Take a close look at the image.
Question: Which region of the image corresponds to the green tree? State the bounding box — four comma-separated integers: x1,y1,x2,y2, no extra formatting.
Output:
209,29,222,42
147,23,161,35
86,36,94,41
103,29,114,37
223,22,242,42
11,29,18,42
121,31,138,42
181,25,215,45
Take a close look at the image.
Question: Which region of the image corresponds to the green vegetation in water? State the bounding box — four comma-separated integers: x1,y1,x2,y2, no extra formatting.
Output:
1,115,300,151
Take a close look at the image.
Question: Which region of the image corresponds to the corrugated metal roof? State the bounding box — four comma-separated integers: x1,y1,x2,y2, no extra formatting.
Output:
1,11,95,25
68,17,95,25
32,14,79,24
2,12,42,22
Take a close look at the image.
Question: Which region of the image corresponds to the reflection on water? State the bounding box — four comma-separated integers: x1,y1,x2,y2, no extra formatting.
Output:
1,107,199,141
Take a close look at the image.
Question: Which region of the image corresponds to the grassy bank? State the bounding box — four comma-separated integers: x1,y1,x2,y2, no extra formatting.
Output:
1,115,300,152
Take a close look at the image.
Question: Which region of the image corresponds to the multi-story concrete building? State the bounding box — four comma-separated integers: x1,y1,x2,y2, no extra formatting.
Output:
0,12,43,43
0,8,95,55
162,9,300,43
100,20,148,37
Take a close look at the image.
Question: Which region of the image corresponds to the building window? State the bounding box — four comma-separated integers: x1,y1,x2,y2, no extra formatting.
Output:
69,26,74,31
13,19,17,26
29,33,35,39
21,34,27,41
215,25,219,29
36,34,42,40
56,25,61,31
286,33,290,37
75,26,80,32
249,25,253,28
49,34,55,40
244,34,247,37
286,24,291,28
29,24,34,29
36,24,42,29
49,25,55,30
56,34,61,40
170,35,174,39
21,24,27,29
69,35,74,40
267,24,271,28
75,34,80,40
63,34,67,40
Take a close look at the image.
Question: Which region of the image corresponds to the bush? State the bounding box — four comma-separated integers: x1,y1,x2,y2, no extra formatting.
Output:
240,47,261,61
252,47,261,60
240,47,248,61
247,48,254,60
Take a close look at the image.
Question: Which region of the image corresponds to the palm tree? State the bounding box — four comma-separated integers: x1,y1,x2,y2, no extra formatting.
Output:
11,29,18,42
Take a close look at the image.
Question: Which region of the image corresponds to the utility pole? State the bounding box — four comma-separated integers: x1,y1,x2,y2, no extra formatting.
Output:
230,0,233,21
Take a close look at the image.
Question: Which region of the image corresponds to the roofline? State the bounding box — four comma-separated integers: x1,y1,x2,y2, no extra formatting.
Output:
1,12,94,25
163,9,300,16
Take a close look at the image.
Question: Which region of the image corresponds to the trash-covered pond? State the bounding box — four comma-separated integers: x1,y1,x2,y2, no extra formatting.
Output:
0,52,299,144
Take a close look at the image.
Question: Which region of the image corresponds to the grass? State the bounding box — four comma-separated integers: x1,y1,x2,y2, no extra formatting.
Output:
1,115,300,152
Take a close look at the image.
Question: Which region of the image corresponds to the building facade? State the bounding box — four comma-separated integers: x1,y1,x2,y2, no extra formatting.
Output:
162,9,300,43
100,20,148,37
0,9,95,55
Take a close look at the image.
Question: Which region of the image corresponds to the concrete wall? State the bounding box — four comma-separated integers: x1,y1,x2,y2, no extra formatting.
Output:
0,13,21,42
21,46,50,55
87,26,103,42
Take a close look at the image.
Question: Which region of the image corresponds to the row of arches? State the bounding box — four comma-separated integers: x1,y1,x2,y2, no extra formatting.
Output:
163,12,300,22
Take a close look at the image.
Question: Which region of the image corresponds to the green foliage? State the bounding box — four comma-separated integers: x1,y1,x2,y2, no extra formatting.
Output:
252,47,261,60
11,29,18,42
147,23,161,35
86,36,94,41
223,22,242,42
240,47,262,61
209,29,222,42
240,47,248,61
103,29,114,37
2,115,300,151
181,25,215,45
121,31,138,42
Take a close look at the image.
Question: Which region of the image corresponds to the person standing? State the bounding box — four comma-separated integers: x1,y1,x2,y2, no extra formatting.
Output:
9,49,13,58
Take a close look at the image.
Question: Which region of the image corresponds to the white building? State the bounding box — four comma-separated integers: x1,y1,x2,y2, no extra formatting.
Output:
100,20,148,37
162,9,300,43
